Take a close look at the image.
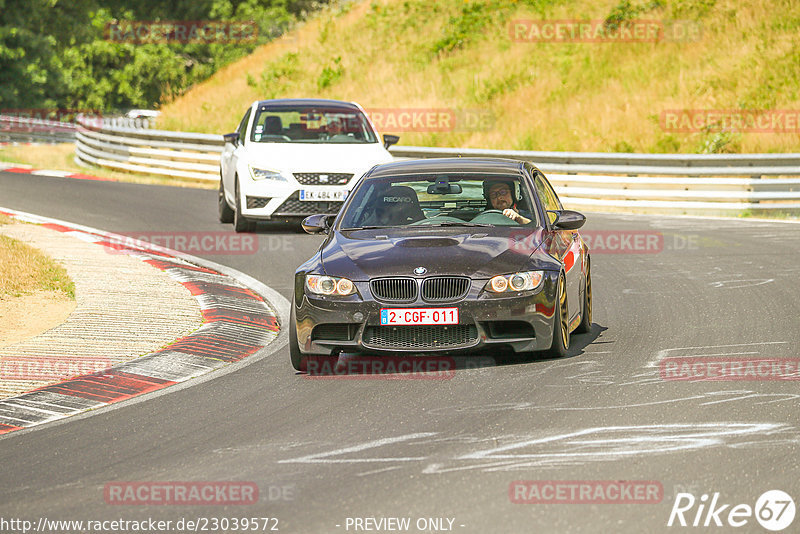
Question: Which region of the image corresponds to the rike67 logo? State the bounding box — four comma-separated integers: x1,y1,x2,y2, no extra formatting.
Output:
668,490,795,531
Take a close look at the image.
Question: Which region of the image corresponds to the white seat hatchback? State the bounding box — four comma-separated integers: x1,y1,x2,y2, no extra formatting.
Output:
219,99,398,232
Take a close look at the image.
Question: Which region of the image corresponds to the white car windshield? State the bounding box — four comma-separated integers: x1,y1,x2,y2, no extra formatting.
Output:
250,105,378,144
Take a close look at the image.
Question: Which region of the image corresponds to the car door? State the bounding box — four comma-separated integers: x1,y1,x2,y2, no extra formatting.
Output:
222,107,251,203
533,170,583,326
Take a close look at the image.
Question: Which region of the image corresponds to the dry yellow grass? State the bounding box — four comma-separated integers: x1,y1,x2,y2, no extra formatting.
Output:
159,0,800,153
0,233,75,299
0,144,215,189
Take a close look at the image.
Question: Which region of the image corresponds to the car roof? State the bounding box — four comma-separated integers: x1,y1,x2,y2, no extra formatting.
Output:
367,158,528,177
253,98,361,110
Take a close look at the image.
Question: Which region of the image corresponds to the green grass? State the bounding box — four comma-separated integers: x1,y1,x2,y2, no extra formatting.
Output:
0,234,75,299
158,0,800,154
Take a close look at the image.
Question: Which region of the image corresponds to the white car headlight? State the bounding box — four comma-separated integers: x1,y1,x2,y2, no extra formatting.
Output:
249,166,287,181
486,271,544,293
306,275,356,296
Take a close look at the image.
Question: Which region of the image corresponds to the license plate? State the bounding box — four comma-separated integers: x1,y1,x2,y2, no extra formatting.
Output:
299,189,347,201
380,308,459,326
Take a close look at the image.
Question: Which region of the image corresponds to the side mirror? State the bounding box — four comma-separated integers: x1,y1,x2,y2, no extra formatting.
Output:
223,132,240,145
383,134,400,149
302,214,334,234
549,210,586,230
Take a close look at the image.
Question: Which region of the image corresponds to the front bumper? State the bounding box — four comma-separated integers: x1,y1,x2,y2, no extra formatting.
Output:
238,170,356,219
242,189,346,220
293,274,560,356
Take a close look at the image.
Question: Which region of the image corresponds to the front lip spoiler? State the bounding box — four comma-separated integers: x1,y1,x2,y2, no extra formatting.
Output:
298,293,556,356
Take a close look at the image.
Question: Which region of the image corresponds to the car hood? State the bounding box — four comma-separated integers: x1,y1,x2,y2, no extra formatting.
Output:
243,142,393,174
320,227,547,281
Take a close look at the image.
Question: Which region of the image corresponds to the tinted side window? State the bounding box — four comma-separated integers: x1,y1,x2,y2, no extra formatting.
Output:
237,108,251,144
534,173,562,225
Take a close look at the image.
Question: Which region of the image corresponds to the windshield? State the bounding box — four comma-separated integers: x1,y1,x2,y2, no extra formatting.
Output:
339,173,539,229
249,105,378,144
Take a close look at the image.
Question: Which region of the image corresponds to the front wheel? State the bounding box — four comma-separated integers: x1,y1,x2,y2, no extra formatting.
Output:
218,176,234,223
233,178,254,233
575,260,592,334
543,273,569,358
289,304,304,371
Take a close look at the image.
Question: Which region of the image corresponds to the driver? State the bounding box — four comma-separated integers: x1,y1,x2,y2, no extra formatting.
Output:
326,117,349,140
483,179,532,224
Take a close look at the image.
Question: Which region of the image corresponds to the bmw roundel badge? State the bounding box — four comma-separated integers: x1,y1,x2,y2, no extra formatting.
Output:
414,266,427,275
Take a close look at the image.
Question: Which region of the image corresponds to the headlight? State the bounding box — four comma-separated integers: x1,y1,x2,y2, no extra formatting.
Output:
486,271,544,293
305,275,356,296
249,166,287,181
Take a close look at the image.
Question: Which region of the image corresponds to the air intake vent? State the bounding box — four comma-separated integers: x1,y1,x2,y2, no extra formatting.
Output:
293,172,353,185
421,277,470,302
274,191,344,216
363,325,478,349
311,323,358,341
246,196,271,209
370,278,417,302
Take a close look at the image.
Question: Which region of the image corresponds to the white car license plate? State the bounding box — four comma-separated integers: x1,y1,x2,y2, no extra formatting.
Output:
380,308,459,326
299,189,347,201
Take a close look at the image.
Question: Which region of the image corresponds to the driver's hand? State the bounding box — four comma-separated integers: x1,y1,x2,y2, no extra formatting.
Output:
503,209,530,224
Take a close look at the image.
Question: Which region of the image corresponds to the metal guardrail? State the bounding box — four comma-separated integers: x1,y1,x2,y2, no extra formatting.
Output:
390,146,800,176
76,117,222,181
71,117,800,214
0,115,77,144
0,115,155,144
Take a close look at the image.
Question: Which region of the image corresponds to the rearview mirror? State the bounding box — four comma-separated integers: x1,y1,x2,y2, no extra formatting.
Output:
383,134,400,149
549,210,586,230
223,132,239,145
302,214,334,234
426,183,462,195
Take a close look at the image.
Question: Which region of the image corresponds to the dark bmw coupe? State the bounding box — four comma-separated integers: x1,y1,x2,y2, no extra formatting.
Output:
290,158,591,371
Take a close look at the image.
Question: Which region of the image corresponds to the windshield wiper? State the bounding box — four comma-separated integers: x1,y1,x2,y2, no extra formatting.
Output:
340,225,397,230
424,222,495,227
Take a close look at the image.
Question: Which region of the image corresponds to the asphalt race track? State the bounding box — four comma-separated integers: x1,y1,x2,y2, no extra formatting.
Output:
1,171,799,532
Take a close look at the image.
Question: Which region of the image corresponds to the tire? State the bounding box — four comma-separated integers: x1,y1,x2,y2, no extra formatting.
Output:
289,304,338,373
543,273,569,358
233,177,253,233
218,175,234,223
289,304,305,371
575,259,592,334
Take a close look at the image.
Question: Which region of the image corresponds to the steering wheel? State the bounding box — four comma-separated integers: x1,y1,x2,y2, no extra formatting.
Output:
470,209,521,226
